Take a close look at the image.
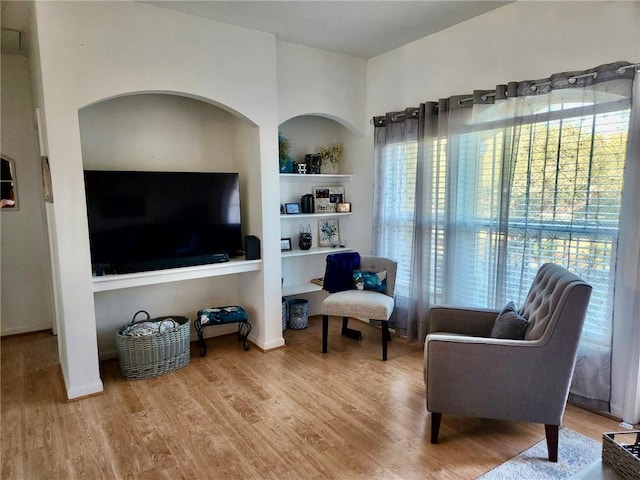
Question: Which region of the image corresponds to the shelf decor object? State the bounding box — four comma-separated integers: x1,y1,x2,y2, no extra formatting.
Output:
313,185,344,213
280,238,293,251
319,143,343,175
285,202,300,214
336,202,351,213
305,154,322,174
299,224,312,250
278,132,293,173
318,218,340,247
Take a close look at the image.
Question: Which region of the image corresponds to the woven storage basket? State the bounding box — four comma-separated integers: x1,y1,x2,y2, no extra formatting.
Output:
115,310,190,380
602,431,640,480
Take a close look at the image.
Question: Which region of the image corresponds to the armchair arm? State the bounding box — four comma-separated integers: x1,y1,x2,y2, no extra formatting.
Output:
425,335,572,425
427,305,500,337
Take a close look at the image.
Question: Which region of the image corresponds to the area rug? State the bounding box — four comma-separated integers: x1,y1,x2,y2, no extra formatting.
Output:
477,428,601,479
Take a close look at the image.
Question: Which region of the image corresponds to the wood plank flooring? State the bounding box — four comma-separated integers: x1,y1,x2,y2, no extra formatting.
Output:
1,316,626,479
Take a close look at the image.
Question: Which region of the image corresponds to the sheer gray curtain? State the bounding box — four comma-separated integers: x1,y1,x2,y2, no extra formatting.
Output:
372,61,638,414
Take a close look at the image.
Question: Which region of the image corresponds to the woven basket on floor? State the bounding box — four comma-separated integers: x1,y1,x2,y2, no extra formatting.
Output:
115,310,190,380
602,431,640,480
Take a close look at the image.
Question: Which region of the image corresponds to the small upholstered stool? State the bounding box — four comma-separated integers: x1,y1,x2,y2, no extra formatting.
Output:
195,306,251,356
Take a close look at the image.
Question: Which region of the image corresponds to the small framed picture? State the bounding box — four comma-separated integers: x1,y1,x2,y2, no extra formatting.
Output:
285,203,301,214
336,202,351,213
280,238,292,251
318,218,340,247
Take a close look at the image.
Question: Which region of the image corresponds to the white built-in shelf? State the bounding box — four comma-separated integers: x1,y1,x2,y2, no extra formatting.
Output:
280,173,352,181
92,258,262,292
281,246,352,258
282,283,325,297
281,212,352,219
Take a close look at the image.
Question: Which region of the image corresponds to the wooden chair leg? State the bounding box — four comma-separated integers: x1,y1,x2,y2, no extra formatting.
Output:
322,315,329,353
381,322,389,361
545,424,559,462
431,413,442,444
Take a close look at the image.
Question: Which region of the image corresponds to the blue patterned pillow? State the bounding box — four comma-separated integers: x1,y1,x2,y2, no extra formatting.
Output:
353,270,387,293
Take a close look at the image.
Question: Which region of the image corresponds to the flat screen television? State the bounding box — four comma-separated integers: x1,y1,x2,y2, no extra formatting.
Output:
83,170,243,275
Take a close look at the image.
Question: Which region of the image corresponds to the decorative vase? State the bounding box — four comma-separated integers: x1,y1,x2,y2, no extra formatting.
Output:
299,224,312,250
280,157,294,173
321,161,338,174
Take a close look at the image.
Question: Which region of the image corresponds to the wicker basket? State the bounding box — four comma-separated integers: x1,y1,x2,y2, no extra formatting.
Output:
115,310,190,380
602,431,640,480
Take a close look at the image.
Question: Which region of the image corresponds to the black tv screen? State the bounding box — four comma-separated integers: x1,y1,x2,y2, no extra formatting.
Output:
83,170,242,274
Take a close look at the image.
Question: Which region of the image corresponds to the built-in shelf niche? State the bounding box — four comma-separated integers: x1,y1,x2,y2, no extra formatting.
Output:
279,114,358,305
79,92,263,356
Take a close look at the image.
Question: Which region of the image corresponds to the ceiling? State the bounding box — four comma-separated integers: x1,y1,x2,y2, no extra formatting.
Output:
140,1,512,58
1,1,512,59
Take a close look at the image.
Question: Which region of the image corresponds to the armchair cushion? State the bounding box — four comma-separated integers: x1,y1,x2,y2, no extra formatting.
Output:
489,301,528,339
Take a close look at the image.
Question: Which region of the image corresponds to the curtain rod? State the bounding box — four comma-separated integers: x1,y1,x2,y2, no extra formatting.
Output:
372,62,640,125
618,63,640,74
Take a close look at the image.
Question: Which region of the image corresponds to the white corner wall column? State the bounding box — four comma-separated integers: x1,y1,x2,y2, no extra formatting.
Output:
32,0,283,398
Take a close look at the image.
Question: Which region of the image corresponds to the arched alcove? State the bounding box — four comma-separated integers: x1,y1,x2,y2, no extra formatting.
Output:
278,113,368,316
79,92,258,171
78,92,265,359
278,114,362,176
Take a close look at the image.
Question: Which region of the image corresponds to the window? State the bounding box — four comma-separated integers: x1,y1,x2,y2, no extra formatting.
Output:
380,105,630,345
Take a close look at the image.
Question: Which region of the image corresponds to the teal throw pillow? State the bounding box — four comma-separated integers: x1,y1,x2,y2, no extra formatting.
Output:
353,270,387,293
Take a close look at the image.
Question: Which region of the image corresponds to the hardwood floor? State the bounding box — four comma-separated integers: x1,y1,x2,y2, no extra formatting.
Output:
1,316,625,479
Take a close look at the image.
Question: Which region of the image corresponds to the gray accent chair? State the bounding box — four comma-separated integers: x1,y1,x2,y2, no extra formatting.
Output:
424,263,592,462
321,256,398,360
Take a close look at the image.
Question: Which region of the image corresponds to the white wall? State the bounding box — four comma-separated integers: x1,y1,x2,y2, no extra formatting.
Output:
366,0,640,420
32,0,282,398
277,40,367,133
277,41,372,256
0,53,54,336
79,94,238,172
368,1,640,114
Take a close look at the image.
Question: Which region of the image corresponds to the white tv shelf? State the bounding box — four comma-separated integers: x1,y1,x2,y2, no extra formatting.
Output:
92,258,262,292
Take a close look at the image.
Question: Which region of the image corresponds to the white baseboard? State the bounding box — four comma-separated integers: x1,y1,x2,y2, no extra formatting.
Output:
1,323,53,337
66,380,104,400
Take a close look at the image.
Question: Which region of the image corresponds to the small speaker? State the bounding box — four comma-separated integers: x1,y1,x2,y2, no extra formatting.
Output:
245,235,261,260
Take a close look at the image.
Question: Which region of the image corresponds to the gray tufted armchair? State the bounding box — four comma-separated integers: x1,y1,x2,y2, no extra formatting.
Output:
424,263,592,462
